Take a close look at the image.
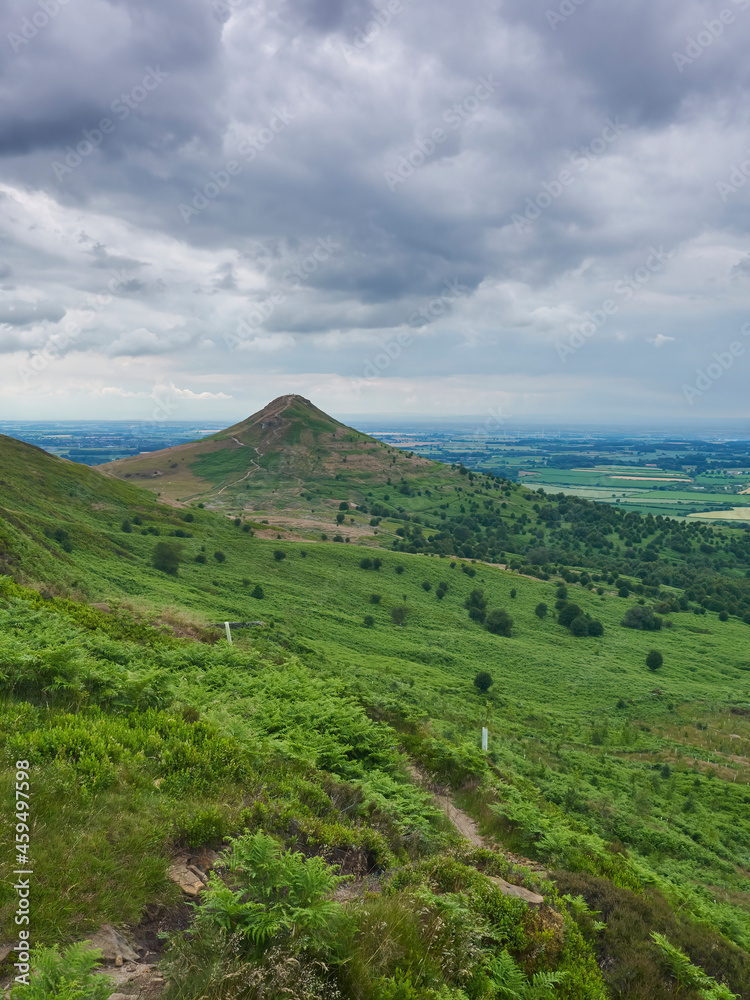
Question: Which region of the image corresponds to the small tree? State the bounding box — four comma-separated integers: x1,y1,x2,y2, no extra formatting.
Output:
214,550,226,563
363,615,375,627
535,602,548,618
273,550,286,561
336,513,346,525
421,581,432,591
152,541,182,575
359,558,373,570
588,619,604,637
391,605,408,626
339,501,349,511
569,616,590,637
121,519,132,533
369,593,382,604
646,650,663,671
251,585,264,599
474,671,493,693
485,609,513,637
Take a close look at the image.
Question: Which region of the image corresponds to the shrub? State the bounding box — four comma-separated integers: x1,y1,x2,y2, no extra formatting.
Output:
183,512,194,522
535,602,548,618
395,565,405,575
569,616,590,638
339,501,349,510
214,551,226,563
558,604,583,628
364,615,375,627
465,588,487,611
369,593,382,604
360,558,373,570
251,585,264,599
510,588,517,598
485,609,513,636
194,554,207,564
336,513,346,524
622,606,663,631
468,606,486,623
391,605,408,626
152,540,182,575
11,942,114,1000
719,610,729,622
273,550,286,561
474,671,493,692
421,581,432,591
646,650,664,671
588,619,604,637
121,520,132,533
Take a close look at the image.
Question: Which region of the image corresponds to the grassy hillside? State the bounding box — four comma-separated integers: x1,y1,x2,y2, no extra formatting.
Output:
1,422,750,998
97,394,442,507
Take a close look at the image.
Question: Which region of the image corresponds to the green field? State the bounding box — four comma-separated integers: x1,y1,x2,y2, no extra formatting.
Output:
2,419,750,999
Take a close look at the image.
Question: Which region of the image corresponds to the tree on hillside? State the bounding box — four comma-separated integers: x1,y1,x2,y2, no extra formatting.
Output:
622,606,663,631
152,541,182,575
485,609,513,637
391,605,408,626
535,602,548,618
474,671,493,692
558,603,583,628
646,650,664,671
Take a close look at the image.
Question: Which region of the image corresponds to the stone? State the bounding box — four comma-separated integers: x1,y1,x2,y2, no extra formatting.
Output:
488,876,545,908
86,924,139,963
168,859,206,896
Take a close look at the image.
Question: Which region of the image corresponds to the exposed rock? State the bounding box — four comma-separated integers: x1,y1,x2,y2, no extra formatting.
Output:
91,603,111,613
86,924,139,963
168,859,206,896
0,943,13,962
488,876,545,908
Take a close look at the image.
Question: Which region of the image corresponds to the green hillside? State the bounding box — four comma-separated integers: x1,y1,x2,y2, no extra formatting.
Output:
1,409,750,999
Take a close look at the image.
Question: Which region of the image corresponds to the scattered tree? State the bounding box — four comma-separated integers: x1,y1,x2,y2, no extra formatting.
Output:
391,605,408,626
152,541,182,575
251,585,264,599
646,650,664,671
214,550,226,563
474,671,493,692
485,609,513,637
535,602,548,619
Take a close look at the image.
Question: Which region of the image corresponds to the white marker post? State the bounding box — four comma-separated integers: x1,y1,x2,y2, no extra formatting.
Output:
225,622,233,644
482,727,488,752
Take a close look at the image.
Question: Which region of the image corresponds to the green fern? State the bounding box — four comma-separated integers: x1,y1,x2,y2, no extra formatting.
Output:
194,830,351,958
10,942,115,1000
488,950,566,1000
651,934,738,999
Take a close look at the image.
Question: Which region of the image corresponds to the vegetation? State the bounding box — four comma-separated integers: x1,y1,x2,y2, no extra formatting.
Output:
1,405,750,998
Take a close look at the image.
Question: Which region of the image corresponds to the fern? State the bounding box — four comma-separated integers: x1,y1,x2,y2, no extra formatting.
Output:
10,942,115,1000
651,934,739,999
488,950,566,1000
194,831,351,958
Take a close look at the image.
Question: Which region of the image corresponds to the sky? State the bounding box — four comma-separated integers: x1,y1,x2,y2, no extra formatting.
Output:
2,0,750,427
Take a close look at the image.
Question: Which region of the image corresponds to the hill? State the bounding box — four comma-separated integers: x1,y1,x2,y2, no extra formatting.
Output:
98,394,441,507
2,417,750,998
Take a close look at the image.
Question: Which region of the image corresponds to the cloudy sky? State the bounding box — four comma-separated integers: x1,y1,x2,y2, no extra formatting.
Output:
2,0,750,425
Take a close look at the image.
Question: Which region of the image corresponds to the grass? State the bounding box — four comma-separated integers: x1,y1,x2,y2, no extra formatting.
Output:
2,428,750,996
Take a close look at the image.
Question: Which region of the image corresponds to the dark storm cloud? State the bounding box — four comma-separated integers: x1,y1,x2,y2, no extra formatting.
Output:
2,0,750,418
